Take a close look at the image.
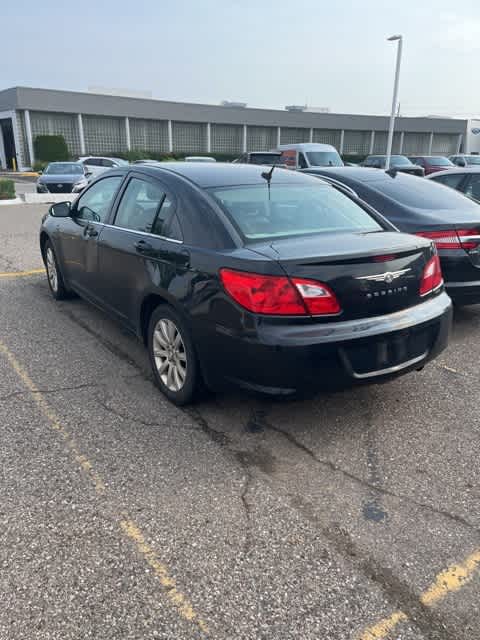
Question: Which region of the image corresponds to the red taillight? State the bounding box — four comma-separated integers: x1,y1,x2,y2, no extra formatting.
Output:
373,254,396,262
219,269,341,316
416,229,479,251
419,255,443,296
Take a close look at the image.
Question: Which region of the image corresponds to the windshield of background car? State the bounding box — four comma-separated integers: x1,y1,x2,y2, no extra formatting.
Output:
429,156,454,166
369,174,478,210
210,184,382,242
45,163,83,175
467,157,480,165
306,151,343,167
390,156,413,166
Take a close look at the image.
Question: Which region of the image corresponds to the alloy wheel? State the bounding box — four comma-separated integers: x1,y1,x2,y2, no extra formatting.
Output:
153,318,187,392
46,247,58,293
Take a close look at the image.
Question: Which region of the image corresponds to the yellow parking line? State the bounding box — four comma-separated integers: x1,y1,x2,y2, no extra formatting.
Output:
358,549,480,639
0,268,45,278
120,519,209,633
0,338,209,634
358,611,407,640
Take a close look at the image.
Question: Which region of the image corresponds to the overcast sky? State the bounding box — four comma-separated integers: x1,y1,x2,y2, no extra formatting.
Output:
3,0,479,116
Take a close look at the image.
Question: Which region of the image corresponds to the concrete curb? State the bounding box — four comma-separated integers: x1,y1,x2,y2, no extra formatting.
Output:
23,193,79,204
0,197,23,206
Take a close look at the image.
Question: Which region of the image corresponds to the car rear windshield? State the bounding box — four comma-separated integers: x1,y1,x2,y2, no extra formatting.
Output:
306,151,343,167
249,154,283,165
210,184,382,242
45,163,83,175
428,156,453,166
370,175,477,210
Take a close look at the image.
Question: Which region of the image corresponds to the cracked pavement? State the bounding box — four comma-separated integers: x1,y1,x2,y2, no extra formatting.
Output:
0,204,479,639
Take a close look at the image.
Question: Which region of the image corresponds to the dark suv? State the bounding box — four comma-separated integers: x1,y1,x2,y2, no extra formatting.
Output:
362,155,424,177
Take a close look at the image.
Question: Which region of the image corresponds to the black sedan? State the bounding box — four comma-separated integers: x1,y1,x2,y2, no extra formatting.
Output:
37,162,91,194
39,163,451,404
303,167,480,305
362,155,425,177
427,167,480,202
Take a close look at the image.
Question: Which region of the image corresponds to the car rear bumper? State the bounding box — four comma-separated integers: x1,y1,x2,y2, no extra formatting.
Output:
445,280,480,304
441,252,480,304
200,292,452,394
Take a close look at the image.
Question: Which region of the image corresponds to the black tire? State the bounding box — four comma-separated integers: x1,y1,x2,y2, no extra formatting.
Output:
147,305,202,406
43,240,69,300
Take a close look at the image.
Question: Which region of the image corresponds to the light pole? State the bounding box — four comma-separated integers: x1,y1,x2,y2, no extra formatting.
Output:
385,34,403,170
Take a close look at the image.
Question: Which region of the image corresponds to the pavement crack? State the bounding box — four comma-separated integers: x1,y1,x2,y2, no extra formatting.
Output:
0,382,103,403
262,420,480,534
95,397,164,428
321,524,461,640
184,407,231,447
235,452,255,555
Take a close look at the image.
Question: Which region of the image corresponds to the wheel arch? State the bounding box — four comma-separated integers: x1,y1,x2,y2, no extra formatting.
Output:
39,231,50,262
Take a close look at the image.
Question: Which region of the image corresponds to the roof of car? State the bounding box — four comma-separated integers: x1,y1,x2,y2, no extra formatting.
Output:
427,167,480,178
303,166,404,183
276,143,337,151
140,162,326,188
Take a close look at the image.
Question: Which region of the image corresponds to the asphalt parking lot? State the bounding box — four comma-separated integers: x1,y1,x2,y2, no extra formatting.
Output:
1,203,479,639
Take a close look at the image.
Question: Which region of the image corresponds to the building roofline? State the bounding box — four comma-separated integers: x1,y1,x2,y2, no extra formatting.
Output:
0,85,468,134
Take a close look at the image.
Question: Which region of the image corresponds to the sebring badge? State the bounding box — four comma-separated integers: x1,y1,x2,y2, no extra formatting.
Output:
356,268,410,283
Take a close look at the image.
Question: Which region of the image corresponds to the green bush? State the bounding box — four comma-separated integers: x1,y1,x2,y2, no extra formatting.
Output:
34,135,70,162
0,179,15,200
33,160,48,173
108,150,239,163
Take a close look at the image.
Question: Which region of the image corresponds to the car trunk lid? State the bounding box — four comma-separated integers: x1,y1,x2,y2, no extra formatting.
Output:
250,231,435,320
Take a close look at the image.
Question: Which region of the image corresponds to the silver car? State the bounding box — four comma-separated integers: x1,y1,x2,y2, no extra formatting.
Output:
78,156,129,178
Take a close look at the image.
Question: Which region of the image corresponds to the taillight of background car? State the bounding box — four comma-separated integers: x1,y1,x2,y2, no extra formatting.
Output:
416,229,480,251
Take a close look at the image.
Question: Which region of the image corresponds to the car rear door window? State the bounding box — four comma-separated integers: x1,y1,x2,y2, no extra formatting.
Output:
114,178,166,233
464,174,480,201
75,176,123,222
431,173,465,189
102,159,115,167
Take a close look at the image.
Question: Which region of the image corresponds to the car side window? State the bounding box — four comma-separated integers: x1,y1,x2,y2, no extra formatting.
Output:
464,175,480,201
298,152,308,169
85,158,100,166
75,176,123,222
115,178,166,233
432,174,465,189
102,159,115,167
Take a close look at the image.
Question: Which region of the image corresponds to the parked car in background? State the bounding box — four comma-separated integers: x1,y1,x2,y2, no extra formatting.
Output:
39,163,451,404
428,168,480,202
233,151,283,165
449,154,480,168
362,155,425,177
303,166,480,305
79,156,129,178
184,156,216,162
276,143,343,169
36,162,90,194
408,155,454,175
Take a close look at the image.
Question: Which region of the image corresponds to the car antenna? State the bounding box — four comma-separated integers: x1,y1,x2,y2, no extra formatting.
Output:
261,165,275,199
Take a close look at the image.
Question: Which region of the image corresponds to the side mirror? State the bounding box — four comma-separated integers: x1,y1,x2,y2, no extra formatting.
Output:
85,170,92,178
37,170,43,175
49,201,71,217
